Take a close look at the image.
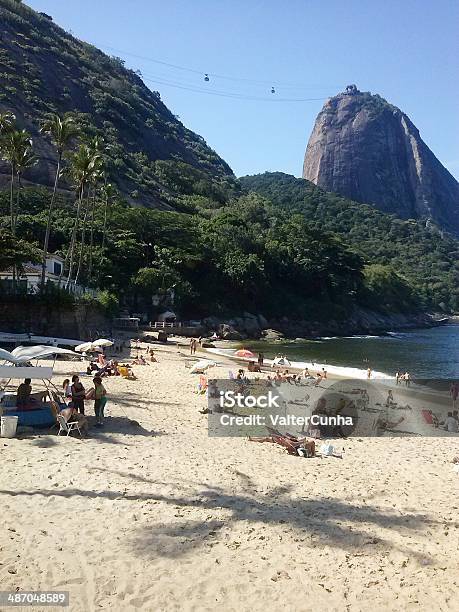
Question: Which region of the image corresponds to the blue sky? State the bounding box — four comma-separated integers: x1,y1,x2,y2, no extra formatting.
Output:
27,0,459,179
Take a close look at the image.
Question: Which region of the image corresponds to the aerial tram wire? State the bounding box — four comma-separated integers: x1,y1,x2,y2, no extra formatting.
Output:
95,41,343,95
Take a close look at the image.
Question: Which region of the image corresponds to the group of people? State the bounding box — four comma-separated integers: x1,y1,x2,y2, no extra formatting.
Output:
395,371,412,386
86,354,120,377
62,374,107,428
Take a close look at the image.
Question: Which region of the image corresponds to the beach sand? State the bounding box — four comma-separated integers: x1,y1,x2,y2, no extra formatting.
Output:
0,338,458,611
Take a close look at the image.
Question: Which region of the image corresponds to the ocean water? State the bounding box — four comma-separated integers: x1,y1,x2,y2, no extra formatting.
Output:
231,324,459,379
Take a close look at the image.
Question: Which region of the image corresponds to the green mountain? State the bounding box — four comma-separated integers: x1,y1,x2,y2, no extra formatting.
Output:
240,172,459,312
0,0,235,209
1,1,457,328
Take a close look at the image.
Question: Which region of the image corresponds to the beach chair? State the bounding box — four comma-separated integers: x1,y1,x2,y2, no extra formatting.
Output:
57,414,82,437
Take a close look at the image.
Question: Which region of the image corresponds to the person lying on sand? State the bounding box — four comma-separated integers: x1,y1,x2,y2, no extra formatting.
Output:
133,354,149,366
249,429,315,457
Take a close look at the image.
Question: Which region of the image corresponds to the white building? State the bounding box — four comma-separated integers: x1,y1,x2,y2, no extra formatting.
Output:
0,254,91,295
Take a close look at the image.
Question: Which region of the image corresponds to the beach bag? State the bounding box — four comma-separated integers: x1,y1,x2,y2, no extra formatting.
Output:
297,440,315,458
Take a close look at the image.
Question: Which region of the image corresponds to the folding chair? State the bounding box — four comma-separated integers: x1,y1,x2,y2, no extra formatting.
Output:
57,414,82,437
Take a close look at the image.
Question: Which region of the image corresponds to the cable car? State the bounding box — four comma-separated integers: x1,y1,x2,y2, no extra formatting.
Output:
204,74,209,82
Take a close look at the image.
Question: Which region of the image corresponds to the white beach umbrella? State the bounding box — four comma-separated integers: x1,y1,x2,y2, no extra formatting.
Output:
75,342,101,353
92,338,113,348
0,345,78,364
190,360,216,374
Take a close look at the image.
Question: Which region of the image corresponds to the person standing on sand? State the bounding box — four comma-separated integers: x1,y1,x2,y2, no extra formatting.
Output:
71,375,86,414
367,367,372,379
92,376,107,426
450,381,458,409
404,372,411,387
258,352,264,367
395,371,401,385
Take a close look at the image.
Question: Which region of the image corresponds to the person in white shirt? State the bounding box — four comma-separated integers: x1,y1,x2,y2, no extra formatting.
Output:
444,412,458,433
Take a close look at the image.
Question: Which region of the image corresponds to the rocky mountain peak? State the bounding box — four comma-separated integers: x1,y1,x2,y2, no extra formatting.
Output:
302,88,459,235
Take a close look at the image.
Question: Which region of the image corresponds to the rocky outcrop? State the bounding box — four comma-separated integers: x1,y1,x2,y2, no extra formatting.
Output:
303,86,459,235
201,309,441,340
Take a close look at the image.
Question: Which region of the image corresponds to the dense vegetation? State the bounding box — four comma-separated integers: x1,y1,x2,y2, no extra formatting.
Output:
240,173,459,312
0,1,456,324
0,0,236,208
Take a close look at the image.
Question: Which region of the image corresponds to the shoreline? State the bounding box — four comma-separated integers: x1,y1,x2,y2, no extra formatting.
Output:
203,346,391,380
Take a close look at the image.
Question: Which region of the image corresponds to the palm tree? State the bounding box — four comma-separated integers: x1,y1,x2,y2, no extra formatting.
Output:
0,129,36,291
0,111,15,135
39,115,79,290
101,181,115,253
0,113,18,233
75,166,103,286
85,169,105,287
83,136,110,287
14,137,37,232
65,145,101,289
0,129,35,235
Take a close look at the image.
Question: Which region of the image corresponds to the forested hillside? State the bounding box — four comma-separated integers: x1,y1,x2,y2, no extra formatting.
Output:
240,173,459,312
0,1,457,324
0,0,236,209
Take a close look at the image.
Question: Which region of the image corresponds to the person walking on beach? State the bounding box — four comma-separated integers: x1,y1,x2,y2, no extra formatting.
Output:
257,352,264,368
404,372,411,387
92,376,107,426
71,375,86,414
395,371,401,385
450,381,458,409
367,367,372,379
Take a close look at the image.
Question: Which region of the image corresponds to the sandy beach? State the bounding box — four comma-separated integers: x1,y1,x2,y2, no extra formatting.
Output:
1,338,458,611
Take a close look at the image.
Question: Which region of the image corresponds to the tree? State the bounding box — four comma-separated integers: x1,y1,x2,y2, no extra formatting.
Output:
39,114,79,289
0,111,16,135
65,144,101,288
0,228,40,274
13,134,37,233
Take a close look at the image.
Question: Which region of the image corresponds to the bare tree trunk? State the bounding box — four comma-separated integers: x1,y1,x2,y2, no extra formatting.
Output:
9,164,14,234
75,187,92,286
87,186,97,287
40,154,61,291
65,184,84,290
101,178,108,253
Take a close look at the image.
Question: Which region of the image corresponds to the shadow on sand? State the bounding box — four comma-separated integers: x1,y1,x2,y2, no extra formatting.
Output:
0,469,449,563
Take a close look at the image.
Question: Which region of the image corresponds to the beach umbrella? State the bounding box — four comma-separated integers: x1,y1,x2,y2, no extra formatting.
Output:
190,360,216,373
0,345,79,364
234,349,255,358
75,341,103,353
92,338,113,348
